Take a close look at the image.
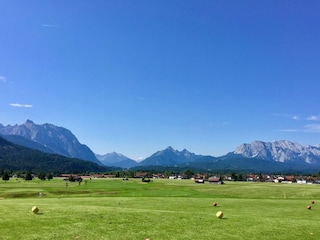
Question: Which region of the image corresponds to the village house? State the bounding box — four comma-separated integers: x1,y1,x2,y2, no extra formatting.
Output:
61,174,83,182
193,173,206,183
208,176,223,184
104,174,116,178
152,173,165,178
194,178,205,183
134,172,148,178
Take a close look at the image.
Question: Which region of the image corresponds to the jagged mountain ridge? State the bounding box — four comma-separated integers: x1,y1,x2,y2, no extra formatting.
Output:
0,120,101,165
131,141,320,173
138,146,202,166
233,140,320,165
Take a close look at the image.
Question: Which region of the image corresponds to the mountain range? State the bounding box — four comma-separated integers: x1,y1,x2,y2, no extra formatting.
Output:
1,120,320,173
234,140,320,164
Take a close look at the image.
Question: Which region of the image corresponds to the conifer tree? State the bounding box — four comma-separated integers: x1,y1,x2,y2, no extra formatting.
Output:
2,171,9,182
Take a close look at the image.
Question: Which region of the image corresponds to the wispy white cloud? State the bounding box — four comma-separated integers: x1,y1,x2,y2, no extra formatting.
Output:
9,103,33,108
272,113,300,120
0,76,6,83
279,124,320,133
275,113,320,133
279,129,298,132
306,115,320,121
41,24,59,28
208,121,228,127
304,124,320,133
273,113,320,121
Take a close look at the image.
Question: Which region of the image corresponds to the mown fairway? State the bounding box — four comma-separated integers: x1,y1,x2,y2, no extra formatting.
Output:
1,178,320,240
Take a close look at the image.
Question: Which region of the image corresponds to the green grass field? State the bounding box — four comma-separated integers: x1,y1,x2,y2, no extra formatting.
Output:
1,178,320,240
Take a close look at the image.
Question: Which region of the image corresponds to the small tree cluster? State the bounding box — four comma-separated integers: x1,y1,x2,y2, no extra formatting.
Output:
38,172,46,180
37,172,53,181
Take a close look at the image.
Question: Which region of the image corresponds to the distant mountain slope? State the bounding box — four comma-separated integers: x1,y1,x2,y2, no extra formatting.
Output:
0,120,101,165
0,136,108,173
96,152,138,168
139,146,202,166
1,134,54,154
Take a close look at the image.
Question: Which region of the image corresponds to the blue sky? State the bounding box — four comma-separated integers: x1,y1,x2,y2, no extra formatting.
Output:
1,0,320,160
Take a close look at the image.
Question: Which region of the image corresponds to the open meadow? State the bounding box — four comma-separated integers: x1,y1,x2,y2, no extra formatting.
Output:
1,178,320,240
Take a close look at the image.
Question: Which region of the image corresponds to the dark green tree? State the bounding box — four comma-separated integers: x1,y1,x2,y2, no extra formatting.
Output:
231,172,238,181
68,175,75,182
25,172,33,181
2,171,9,182
124,170,134,178
164,171,174,178
183,169,194,179
47,173,53,181
237,174,244,181
38,172,46,180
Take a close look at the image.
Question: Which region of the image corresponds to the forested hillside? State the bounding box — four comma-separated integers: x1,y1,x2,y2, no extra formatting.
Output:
0,137,108,174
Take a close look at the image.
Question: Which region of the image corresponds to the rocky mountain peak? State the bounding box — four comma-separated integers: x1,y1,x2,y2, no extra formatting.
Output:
0,120,101,165
165,146,175,151
25,119,34,124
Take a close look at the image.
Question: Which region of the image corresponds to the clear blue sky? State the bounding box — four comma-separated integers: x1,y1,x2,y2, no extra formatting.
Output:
1,0,320,160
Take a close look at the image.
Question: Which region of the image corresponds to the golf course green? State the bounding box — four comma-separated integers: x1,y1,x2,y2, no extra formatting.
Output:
0,178,319,239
